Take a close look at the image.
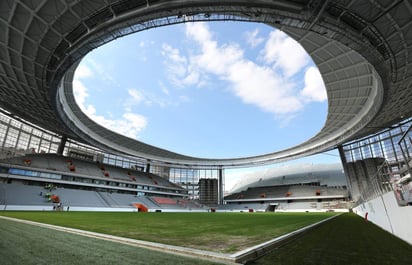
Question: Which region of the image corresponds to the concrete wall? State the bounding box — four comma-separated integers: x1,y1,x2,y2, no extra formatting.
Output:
354,191,412,245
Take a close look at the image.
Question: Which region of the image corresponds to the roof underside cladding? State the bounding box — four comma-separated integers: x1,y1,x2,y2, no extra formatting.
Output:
0,0,411,166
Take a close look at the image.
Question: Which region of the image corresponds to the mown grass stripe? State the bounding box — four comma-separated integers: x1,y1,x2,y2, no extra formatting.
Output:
0,217,225,265
0,211,335,253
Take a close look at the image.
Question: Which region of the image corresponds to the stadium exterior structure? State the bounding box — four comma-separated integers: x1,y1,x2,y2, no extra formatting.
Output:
1,0,412,244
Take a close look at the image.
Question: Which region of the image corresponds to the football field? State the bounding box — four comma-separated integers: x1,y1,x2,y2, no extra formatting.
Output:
1,211,411,265
0,211,333,253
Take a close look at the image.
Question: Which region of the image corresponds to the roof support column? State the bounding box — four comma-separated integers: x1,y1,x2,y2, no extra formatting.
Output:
218,167,224,205
57,136,67,155
338,145,354,202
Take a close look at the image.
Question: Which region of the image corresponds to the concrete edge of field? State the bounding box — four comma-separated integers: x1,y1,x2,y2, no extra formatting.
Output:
0,213,341,264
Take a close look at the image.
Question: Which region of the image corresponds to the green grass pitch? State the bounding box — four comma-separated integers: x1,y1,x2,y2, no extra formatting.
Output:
0,211,334,253
1,212,412,265
0,217,222,265
249,213,412,265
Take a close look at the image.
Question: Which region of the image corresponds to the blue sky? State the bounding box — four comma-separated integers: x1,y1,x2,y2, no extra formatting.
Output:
74,21,332,161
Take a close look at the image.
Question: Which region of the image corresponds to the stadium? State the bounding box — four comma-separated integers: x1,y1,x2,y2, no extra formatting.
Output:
1,0,412,264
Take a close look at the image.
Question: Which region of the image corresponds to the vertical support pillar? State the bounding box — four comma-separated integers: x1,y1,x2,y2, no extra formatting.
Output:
146,160,151,173
218,167,224,205
1,119,11,151
398,124,412,175
338,145,353,200
57,135,67,155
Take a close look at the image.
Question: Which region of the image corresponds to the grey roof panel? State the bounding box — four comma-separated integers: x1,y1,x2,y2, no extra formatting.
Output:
0,0,411,167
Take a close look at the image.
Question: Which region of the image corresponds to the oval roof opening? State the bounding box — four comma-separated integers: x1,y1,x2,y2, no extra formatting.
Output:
74,21,327,159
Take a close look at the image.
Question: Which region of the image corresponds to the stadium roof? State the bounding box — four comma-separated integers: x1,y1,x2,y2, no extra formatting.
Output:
0,0,411,167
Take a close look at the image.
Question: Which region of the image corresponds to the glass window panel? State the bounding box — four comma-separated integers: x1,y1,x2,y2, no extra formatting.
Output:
352,147,362,161
361,145,372,159
4,128,18,148
49,143,59,153
0,115,9,123
39,139,50,153
29,136,40,153
16,132,29,150
21,124,32,133
32,129,42,137
371,142,383,158
10,120,20,127
0,123,7,144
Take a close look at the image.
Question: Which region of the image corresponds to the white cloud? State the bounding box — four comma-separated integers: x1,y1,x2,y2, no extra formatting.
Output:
161,85,170,96
181,69,201,86
72,79,89,111
245,28,265,48
186,23,243,76
72,22,328,143
159,22,327,123
112,113,147,138
301,66,327,102
161,43,200,87
125,87,189,109
262,30,310,77
85,58,115,83
185,21,213,43
86,110,147,139
128,89,145,105
73,64,148,139
75,64,93,79
182,22,304,115
123,88,155,109
227,61,302,114
161,44,187,65
122,89,145,111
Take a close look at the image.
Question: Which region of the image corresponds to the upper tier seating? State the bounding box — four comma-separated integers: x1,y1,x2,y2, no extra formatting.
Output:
225,185,290,200
226,184,348,201
1,154,183,190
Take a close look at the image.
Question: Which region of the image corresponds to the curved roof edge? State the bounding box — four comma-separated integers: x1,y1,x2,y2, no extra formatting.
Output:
3,1,408,169
56,28,383,167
